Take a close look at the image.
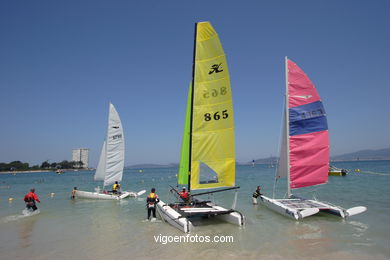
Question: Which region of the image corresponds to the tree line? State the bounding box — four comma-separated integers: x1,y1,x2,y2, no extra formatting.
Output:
0,160,85,172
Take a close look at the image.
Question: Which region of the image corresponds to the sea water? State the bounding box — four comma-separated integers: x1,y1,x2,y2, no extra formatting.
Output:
0,161,389,259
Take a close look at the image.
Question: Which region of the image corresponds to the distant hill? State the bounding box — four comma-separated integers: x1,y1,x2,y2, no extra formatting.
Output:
125,148,390,168
248,148,390,164
331,148,390,161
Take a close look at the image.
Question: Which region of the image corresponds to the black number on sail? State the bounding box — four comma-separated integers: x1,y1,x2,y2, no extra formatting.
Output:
204,113,212,121
204,110,229,122
222,110,228,119
213,112,220,120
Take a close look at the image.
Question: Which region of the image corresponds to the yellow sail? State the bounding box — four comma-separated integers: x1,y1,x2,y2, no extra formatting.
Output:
190,22,235,190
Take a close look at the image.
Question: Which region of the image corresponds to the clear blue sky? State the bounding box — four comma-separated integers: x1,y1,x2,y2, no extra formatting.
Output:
1,0,389,167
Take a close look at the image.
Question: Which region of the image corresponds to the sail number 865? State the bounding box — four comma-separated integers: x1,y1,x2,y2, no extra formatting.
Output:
204,110,229,121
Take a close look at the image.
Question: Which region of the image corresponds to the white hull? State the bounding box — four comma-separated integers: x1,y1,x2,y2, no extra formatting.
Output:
75,190,131,200
258,195,366,220
213,205,245,226
156,200,244,233
126,189,146,198
156,200,194,233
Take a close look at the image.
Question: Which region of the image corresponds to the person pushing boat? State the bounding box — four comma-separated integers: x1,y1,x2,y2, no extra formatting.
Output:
71,187,77,199
24,188,40,211
146,188,159,221
252,186,262,204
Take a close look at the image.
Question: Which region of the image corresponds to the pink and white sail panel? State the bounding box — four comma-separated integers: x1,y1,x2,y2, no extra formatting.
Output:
288,59,329,189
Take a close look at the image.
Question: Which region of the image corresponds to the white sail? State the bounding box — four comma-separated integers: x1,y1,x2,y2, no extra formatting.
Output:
94,141,107,181
103,103,125,187
276,110,288,179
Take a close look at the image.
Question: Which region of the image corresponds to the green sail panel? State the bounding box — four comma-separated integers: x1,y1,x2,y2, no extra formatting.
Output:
177,84,192,185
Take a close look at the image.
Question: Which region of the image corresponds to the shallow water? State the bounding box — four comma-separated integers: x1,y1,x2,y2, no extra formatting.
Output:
0,161,389,259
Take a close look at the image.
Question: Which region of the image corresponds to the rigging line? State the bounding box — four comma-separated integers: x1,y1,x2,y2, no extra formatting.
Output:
359,171,390,176
232,190,238,209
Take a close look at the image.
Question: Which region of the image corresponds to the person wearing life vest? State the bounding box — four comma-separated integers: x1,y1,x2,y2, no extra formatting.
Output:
24,188,40,211
179,187,189,202
111,181,121,194
252,186,262,199
146,188,159,220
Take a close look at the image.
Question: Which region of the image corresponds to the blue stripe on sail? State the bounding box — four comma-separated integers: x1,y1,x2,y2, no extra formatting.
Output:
289,101,328,136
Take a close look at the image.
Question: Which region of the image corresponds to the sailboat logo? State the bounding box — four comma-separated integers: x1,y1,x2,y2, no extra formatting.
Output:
292,95,312,99
209,63,223,74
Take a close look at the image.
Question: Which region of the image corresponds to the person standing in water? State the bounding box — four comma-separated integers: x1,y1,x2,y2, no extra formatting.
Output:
71,187,77,199
24,188,40,211
146,188,159,220
252,186,262,204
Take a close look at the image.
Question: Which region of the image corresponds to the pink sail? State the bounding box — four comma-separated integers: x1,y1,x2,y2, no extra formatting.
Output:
288,59,329,189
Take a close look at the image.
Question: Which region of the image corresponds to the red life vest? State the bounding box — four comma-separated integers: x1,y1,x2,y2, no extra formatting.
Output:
24,192,40,203
179,191,188,200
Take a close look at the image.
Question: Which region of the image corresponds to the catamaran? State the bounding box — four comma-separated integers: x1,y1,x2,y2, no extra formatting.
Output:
156,22,245,233
75,103,145,200
328,165,348,176
256,57,367,219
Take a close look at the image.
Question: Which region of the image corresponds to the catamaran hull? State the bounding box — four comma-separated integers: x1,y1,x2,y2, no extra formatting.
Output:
157,200,244,233
75,190,131,200
328,170,347,176
257,195,313,220
126,189,146,198
156,200,193,233
258,195,365,220
214,207,245,226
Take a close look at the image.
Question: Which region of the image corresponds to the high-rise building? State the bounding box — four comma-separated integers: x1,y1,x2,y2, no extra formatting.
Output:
72,148,89,168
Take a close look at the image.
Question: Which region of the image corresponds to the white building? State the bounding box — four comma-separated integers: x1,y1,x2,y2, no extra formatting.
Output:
72,148,89,168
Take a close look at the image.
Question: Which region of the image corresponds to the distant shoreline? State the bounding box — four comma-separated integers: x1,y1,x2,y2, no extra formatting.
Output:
246,158,390,165
0,169,94,175
330,158,390,162
2,159,389,174
127,158,390,168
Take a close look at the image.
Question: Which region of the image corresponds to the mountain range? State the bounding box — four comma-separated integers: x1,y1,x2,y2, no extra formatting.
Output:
330,148,390,161
125,148,390,168
250,148,390,165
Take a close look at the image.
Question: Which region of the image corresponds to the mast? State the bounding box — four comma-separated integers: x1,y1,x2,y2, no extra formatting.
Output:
285,56,291,198
187,22,198,193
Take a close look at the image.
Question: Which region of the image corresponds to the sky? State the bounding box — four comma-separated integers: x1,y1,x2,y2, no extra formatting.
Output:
0,0,389,167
